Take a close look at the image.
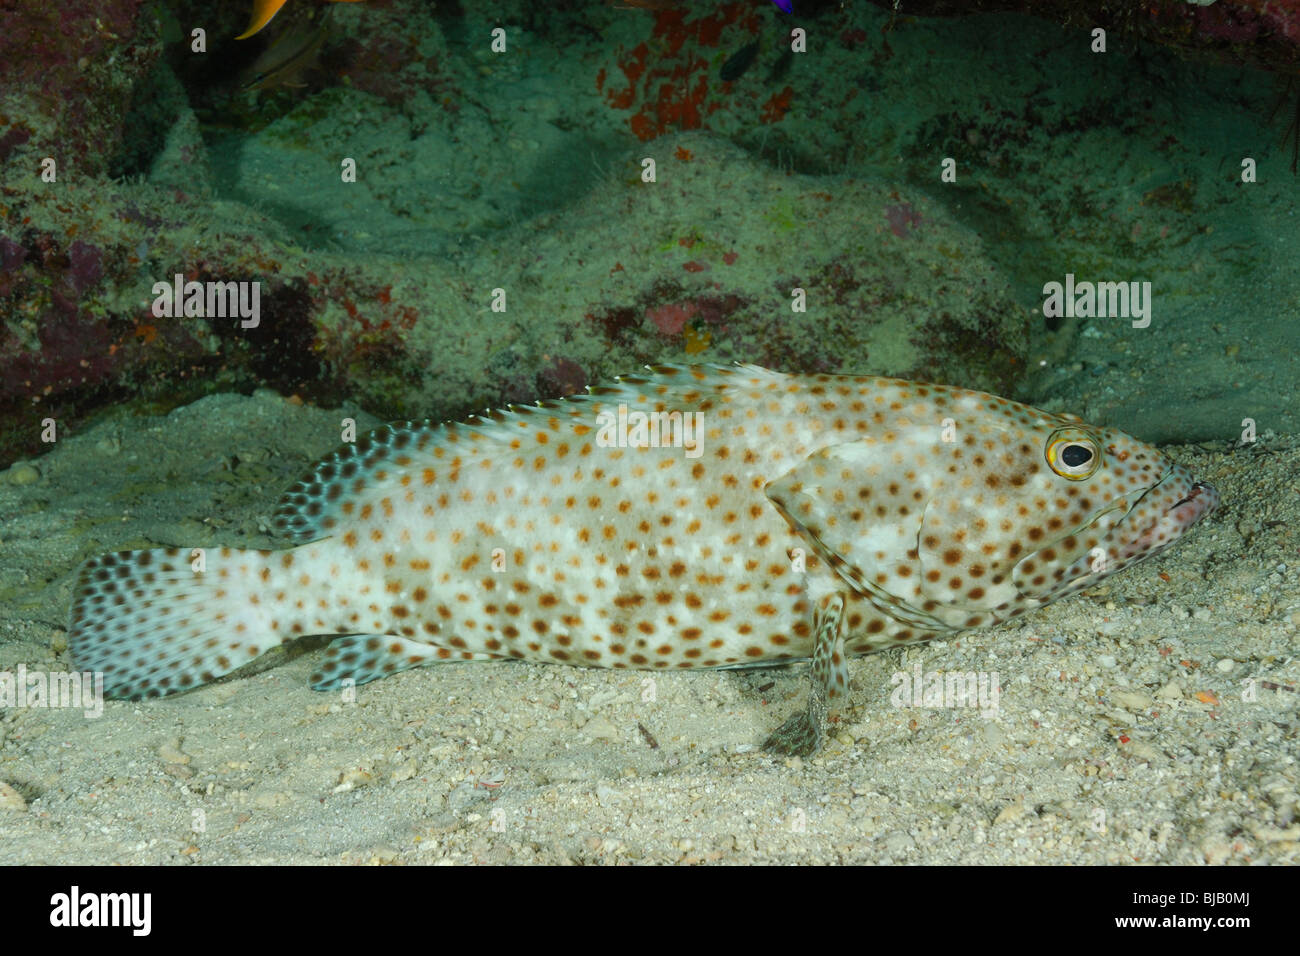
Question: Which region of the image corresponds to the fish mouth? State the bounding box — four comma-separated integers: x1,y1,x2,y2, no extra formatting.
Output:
1126,478,1219,557
1169,481,1219,520
1156,479,1219,537
1016,474,1218,608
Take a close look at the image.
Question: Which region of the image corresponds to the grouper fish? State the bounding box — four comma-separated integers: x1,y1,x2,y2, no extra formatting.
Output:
67,364,1218,755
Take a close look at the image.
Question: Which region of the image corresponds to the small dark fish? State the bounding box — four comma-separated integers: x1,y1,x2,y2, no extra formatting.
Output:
720,39,760,83
240,16,329,91
767,48,794,83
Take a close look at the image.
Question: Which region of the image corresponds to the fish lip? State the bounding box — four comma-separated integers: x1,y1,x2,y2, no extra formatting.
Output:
1170,480,1216,509
1166,480,1219,524
1121,477,1217,559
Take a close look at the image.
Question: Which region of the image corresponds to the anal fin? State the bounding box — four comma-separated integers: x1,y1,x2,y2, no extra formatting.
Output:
309,635,498,691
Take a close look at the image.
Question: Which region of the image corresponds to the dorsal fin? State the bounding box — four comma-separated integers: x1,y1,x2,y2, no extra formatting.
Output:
272,419,440,543
271,364,784,543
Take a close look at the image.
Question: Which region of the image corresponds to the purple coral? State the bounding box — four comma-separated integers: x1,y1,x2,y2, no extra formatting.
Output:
0,236,26,272
885,202,923,238
67,241,103,297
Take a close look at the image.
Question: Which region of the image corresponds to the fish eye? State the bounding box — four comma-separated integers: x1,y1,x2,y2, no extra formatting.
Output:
1046,432,1101,480
1060,444,1091,467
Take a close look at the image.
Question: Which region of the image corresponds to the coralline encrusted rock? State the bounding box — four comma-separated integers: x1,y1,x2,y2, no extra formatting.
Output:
0,0,162,178
861,0,1300,73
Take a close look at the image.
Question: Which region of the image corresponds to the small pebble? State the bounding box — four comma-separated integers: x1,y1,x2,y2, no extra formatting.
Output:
6,462,39,485
582,716,619,741
0,781,26,812
1121,740,1163,763
1202,840,1232,865
159,738,191,765
1155,680,1184,700
334,768,373,792
993,797,1025,824
1113,690,1152,711
882,830,916,853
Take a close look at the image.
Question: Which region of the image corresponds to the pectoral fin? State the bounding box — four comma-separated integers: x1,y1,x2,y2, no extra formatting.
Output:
765,440,946,631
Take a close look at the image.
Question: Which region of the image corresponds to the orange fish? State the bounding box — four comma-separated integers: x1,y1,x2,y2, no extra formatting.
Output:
236,0,366,40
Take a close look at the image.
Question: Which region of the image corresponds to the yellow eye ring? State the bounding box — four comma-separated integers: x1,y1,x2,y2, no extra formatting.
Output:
1046,430,1101,480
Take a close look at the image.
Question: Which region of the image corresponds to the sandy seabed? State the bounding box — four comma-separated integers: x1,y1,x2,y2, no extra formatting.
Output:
0,389,1296,865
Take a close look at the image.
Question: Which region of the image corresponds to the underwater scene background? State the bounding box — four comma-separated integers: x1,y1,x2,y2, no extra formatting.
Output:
0,0,1296,865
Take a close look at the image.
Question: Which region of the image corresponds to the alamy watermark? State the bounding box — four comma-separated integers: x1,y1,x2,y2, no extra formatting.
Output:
0,665,103,718
1042,273,1151,328
49,886,150,935
151,274,260,328
595,404,704,459
890,662,1000,717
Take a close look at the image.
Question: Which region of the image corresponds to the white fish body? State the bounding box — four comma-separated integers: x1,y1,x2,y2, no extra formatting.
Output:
68,364,1218,754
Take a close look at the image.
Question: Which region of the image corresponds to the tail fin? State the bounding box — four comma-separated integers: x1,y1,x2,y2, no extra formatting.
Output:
67,546,313,698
